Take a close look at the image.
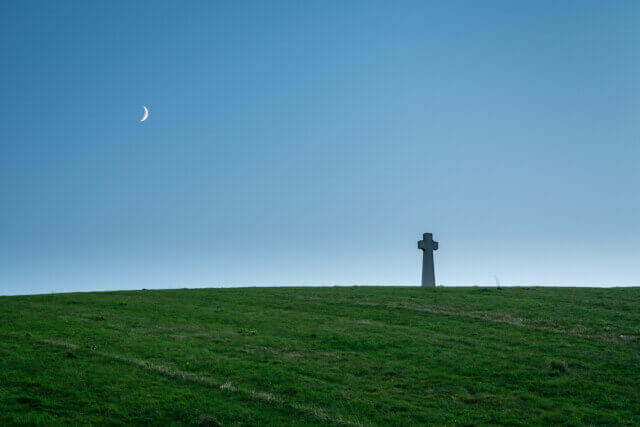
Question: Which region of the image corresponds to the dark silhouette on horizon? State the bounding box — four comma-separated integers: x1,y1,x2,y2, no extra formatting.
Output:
418,233,438,287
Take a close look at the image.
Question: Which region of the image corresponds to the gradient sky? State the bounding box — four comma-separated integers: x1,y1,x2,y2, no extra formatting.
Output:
1,1,638,295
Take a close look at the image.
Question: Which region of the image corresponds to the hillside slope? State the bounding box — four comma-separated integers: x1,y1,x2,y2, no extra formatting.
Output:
1,287,638,425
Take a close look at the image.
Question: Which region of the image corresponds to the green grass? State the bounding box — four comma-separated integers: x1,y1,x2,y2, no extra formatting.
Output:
1,286,638,425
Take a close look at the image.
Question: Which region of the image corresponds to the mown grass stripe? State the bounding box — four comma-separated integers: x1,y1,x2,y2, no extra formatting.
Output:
293,296,639,344
30,336,360,426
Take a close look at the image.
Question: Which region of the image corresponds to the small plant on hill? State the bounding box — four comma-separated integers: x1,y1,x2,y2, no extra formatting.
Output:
549,359,568,373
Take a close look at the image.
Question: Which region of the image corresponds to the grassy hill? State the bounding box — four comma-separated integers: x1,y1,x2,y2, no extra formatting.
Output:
0,286,638,425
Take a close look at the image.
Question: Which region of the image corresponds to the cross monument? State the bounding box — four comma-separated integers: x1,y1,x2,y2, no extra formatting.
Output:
418,233,439,287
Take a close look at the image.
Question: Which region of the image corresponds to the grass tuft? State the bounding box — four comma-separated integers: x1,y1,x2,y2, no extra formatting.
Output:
198,415,222,426
548,359,569,373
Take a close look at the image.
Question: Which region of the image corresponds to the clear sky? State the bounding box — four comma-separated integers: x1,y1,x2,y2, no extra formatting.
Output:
1,1,638,295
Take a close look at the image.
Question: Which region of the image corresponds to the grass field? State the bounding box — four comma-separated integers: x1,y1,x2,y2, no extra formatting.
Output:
0,286,638,425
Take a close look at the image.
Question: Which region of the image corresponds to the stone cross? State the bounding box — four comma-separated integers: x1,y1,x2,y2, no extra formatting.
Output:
418,233,439,287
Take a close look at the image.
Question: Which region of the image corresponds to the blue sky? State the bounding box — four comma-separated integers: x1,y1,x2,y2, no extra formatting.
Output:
1,1,638,294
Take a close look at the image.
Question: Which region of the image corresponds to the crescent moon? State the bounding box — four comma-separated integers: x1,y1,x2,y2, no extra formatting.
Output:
140,106,149,122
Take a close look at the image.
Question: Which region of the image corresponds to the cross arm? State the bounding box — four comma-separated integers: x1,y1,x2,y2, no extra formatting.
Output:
418,239,439,251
